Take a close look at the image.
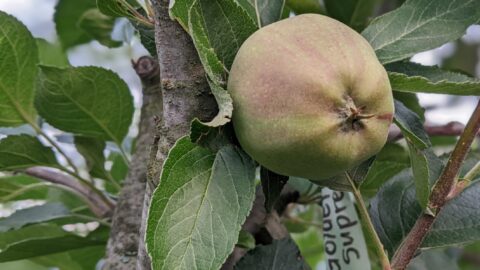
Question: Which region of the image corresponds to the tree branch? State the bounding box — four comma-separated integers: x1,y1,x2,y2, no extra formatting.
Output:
136,1,217,268
391,99,480,269
24,166,114,218
103,56,161,270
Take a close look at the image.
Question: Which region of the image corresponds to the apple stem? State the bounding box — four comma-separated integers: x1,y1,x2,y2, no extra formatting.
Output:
345,106,376,130
356,113,375,119
345,172,392,270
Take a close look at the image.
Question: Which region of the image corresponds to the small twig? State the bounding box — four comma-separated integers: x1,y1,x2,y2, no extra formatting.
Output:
144,0,154,18
10,100,82,178
430,104,480,208
2,182,50,201
105,171,122,191
30,124,82,177
345,173,391,270
118,146,132,167
24,167,115,218
122,0,154,26
391,100,480,270
265,211,289,239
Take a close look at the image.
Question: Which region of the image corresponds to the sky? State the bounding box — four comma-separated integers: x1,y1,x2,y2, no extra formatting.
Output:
0,0,478,127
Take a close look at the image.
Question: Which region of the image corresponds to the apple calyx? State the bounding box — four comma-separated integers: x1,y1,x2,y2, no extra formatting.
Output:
340,95,375,132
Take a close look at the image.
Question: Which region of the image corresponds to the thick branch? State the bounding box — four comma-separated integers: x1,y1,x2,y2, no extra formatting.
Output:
391,100,480,270
24,166,114,217
136,1,217,269
103,56,161,270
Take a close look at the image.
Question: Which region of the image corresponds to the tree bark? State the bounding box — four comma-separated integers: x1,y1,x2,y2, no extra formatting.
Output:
136,1,217,269
103,56,162,269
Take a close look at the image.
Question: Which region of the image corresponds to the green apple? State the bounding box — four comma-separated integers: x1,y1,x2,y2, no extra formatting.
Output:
228,14,394,182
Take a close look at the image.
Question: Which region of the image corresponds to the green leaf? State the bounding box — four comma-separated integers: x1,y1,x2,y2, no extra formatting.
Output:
171,0,258,33
0,224,107,262
187,0,255,140
130,17,156,56
287,0,325,15
406,143,443,209
46,188,87,210
235,238,309,270
188,10,226,84
423,179,480,247
97,0,135,19
260,166,289,212
291,227,324,268
146,137,256,270
55,0,97,49
74,136,108,179
254,0,286,27
324,0,377,31
287,177,321,198
320,189,371,270
233,0,258,24
286,0,324,15
408,249,459,270
0,11,38,127
190,122,234,152
0,175,92,206
35,38,70,68
316,158,374,192
108,152,128,182
169,0,193,30
0,135,60,170
362,0,480,64
36,66,134,144
189,81,233,136
78,9,122,48
236,230,255,250
370,171,480,255
0,203,71,232
387,62,480,96
361,161,409,197
361,143,410,197
393,91,425,121
0,260,48,270
32,246,105,270
0,175,49,202
188,0,258,72
369,169,417,255
173,0,257,139
394,99,431,149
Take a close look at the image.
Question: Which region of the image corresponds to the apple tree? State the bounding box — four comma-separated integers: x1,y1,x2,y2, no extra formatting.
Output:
0,0,480,270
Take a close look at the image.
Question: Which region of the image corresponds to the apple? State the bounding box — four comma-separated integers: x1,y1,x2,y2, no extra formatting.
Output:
228,14,394,182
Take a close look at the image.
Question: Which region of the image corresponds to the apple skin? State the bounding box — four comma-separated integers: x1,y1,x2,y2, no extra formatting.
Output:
228,14,394,182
